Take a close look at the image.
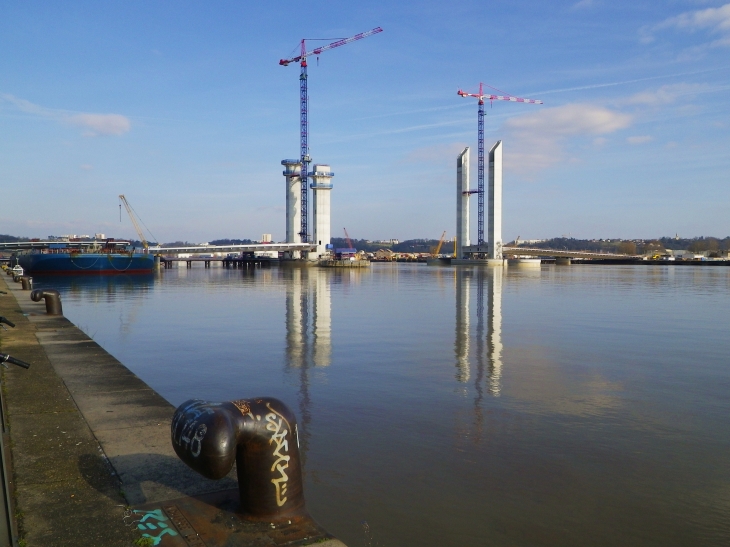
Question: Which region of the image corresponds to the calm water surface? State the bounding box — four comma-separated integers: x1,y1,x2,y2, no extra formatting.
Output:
35,264,730,546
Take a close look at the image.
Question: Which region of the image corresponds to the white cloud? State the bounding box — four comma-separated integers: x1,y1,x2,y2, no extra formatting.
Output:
505,103,631,137
627,135,653,145
643,3,730,50
624,83,710,105
67,113,131,136
655,3,730,33
502,104,632,176
0,93,131,136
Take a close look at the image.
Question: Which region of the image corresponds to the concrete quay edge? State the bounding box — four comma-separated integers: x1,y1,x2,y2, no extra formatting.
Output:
0,274,345,547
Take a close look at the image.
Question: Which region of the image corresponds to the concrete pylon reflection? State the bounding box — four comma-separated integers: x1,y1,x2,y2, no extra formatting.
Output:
284,268,331,370
312,271,331,367
285,267,305,368
454,267,503,394
454,270,471,382
486,266,503,395
282,267,332,462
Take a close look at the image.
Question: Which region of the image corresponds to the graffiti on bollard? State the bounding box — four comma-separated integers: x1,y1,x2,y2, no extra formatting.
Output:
171,397,305,520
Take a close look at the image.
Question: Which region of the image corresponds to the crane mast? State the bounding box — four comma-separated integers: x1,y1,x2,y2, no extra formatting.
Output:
118,194,148,252
280,27,383,245
343,227,354,250
431,231,447,257
457,83,542,247
300,46,310,243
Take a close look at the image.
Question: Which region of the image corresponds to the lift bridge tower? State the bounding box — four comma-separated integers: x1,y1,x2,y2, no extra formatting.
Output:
457,83,541,259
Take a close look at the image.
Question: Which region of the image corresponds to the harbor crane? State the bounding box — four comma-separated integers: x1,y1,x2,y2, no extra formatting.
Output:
343,227,355,250
280,27,383,245
431,231,447,257
119,194,154,252
457,83,541,246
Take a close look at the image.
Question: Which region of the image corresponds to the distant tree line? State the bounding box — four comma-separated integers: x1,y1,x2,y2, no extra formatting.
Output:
2,233,727,256
159,239,254,247
521,237,730,255
0,234,30,243
330,238,455,254
209,239,254,246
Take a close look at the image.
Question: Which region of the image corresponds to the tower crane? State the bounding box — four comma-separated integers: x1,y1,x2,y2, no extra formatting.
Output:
457,83,541,246
280,27,383,244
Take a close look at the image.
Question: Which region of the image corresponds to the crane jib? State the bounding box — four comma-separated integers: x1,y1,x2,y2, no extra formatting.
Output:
279,27,383,66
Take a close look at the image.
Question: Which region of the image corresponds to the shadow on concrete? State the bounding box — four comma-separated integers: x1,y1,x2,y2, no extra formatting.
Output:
78,453,238,506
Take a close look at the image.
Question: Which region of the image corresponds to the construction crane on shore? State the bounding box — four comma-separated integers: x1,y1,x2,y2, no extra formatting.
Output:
343,227,355,250
280,27,383,245
457,83,541,246
431,231,447,257
119,195,155,252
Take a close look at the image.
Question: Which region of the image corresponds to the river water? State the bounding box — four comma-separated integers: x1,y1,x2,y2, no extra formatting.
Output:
34,264,730,546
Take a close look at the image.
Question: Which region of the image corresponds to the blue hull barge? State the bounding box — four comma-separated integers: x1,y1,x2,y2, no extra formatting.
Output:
8,239,155,275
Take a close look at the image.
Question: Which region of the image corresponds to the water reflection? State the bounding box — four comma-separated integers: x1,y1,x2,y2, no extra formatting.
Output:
33,274,156,340
33,273,156,298
454,267,503,395
282,267,332,462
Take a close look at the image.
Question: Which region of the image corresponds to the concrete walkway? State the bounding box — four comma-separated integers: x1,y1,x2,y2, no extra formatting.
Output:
0,274,344,547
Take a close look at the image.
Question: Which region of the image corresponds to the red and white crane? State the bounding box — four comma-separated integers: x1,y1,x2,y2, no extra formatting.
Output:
457,83,542,247
280,27,383,244
343,227,354,250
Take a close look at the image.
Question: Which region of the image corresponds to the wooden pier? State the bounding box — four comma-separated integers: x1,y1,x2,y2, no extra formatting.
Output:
161,257,278,269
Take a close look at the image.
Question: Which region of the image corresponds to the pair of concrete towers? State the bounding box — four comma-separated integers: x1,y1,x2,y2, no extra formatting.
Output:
455,141,503,261
281,161,334,259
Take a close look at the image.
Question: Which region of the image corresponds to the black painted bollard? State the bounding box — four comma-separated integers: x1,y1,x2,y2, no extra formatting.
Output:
12,274,21,283
172,397,305,520
20,276,33,291
30,289,63,316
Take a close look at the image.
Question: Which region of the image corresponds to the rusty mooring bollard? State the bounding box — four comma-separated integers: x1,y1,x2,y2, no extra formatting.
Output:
172,397,305,519
20,276,33,290
30,289,63,316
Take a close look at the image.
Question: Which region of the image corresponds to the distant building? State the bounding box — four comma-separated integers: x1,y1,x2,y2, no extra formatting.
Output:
261,233,272,243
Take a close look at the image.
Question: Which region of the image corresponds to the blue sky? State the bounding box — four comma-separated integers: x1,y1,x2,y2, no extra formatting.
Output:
1,1,729,243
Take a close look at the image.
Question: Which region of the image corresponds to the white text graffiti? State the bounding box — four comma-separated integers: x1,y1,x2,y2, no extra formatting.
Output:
265,404,291,507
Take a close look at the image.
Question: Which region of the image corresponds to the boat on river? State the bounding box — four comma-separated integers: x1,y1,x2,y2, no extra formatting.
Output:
12,240,154,275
